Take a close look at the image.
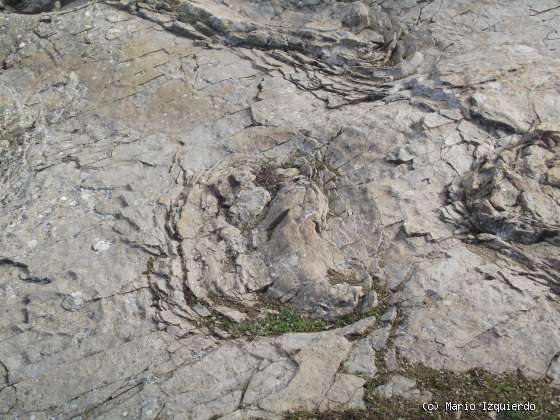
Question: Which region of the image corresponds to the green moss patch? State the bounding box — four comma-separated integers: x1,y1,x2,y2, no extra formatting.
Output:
234,308,332,337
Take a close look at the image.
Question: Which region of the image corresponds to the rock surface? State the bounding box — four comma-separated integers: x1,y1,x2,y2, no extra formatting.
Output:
1,0,560,417
374,375,431,402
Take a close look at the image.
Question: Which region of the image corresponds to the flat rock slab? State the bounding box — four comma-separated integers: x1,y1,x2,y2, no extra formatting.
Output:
1,0,560,417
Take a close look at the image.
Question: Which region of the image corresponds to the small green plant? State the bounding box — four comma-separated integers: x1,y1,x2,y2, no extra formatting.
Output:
234,308,332,337
215,280,390,338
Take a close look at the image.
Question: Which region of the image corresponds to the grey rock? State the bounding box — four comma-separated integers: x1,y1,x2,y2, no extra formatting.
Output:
228,187,271,227
375,375,432,402
361,289,379,313
194,303,212,318
342,2,370,30
60,292,85,312
453,137,560,244
214,306,248,324
546,354,560,388
387,146,415,164
174,156,375,319
369,324,392,352
220,408,283,420
381,307,398,323
243,358,297,406
2,0,560,417
333,316,377,338
320,373,366,411
256,333,353,412
384,348,400,372
6,0,54,13
343,337,377,379
393,243,560,377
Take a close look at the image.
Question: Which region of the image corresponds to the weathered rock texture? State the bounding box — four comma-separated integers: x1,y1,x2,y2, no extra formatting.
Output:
170,156,378,320
1,0,560,418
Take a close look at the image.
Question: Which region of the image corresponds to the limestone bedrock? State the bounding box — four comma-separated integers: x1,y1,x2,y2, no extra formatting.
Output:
1,0,559,417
